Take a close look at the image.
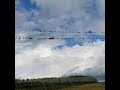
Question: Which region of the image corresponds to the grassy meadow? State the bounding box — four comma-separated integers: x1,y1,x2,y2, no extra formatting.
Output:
59,83,105,90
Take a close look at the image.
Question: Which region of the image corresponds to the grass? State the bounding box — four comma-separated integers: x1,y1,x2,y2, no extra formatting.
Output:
59,83,105,90
15,83,105,90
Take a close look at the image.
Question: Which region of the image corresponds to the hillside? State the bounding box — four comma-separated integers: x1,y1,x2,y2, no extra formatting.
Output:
15,76,98,90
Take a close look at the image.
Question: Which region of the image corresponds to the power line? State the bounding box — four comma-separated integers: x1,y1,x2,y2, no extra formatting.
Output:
29,30,105,33
15,31,105,40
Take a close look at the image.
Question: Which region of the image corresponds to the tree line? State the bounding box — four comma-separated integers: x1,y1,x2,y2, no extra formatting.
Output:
15,75,98,90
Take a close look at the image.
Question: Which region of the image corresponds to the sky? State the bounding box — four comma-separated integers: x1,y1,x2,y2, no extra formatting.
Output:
15,0,105,81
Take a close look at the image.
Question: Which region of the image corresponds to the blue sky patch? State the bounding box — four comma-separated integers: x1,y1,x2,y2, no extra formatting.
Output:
21,0,38,11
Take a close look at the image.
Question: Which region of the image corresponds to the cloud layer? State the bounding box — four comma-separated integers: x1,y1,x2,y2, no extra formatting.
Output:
31,0,105,18
16,0,105,34
15,40,105,79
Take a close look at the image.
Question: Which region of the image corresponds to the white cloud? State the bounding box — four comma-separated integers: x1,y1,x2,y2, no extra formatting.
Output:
15,40,105,79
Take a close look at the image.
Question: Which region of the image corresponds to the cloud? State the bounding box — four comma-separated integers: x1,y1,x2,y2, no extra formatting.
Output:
31,0,105,18
15,0,105,80
15,40,105,79
16,0,105,37
63,56,105,81
31,0,82,16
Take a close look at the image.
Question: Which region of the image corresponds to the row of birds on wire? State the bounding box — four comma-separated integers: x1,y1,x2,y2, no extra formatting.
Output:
15,37,105,40
15,31,105,40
